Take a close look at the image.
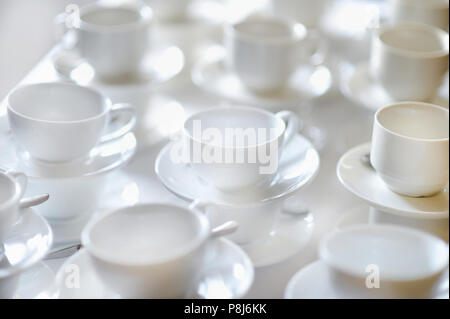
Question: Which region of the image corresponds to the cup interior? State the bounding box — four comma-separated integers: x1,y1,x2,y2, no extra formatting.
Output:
81,6,142,26
8,83,107,122
83,204,209,264
0,174,15,205
184,107,285,147
379,24,448,54
320,225,449,281
376,103,449,140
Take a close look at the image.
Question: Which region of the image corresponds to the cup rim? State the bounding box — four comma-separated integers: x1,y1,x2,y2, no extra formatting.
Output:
183,106,287,149
319,224,450,282
374,101,449,142
81,203,210,266
0,172,22,211
7,82,112,125
225,14,307,45
78,2,153,33
375,22,450,58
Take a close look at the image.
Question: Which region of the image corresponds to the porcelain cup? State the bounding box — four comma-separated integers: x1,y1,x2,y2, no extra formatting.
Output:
388,0,449,31
369,23,449,101
7,82,136,163
179,106,299,192
143,0,190,22
370,102,449,197
81,203,238,298
0,171,27,242
57,1,152,80
319,225,449,299
224,14,324,92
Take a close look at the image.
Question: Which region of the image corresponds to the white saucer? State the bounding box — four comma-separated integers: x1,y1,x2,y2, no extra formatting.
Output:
0,116,136,179
337,143,449,219
52,45,184,90
242,210,314,267
55,238,254,299
284,260,449,299
0,209,53,279
155,134,320,205
191,47,332,109
15,262,57,299
340,61,449,111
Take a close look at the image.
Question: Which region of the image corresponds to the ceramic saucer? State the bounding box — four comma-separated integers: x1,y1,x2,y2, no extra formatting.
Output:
337,143,449,218
284,260,449,299
0,208,53,279
52,45,184,90
191,47,332,109
241,209,314,267
55,238,254,299
14,262,57,298
155,134,320,205
340,61,449,111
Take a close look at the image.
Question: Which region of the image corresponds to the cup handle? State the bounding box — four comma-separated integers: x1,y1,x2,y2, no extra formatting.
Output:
6,170,27,199
301,29,328,66
99,103,137,144
276,111,299,148
188,200,239,238
53,7,80,50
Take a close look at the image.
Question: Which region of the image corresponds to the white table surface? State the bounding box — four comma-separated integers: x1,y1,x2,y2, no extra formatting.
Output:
2,0,447,299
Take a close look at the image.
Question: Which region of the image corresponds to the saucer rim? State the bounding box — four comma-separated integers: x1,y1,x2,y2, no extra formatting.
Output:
0,208,53,278
339,61,449,111
154,133,320,205
54,237,254,299
1,130,136,180
191,50,332,108
336,142,449,219
53,44,185,89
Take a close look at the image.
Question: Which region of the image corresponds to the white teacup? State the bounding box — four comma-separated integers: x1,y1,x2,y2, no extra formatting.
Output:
319,225,449,299
389,0,449,31
179,106,299,192
224,14,323,92
370,102,449,197
370,23,449,102
59,1,152,80
81,203,237,298
0,171,27,242
7,82,136,163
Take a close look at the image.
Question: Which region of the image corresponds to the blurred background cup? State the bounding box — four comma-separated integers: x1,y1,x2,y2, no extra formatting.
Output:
143,0,190,22
224,14,324,93
369,23,449,102
268,0,329,28
56,1,152,80
388,0,449,31
370,102,449,197
319,225,449,299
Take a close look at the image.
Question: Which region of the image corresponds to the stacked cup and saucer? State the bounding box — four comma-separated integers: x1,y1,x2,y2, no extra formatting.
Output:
192,13,332,110
52,1,185,148
0,169,53,298
329,101,449,298
0,81,137,252
155,105,320,267
340,21,449,111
